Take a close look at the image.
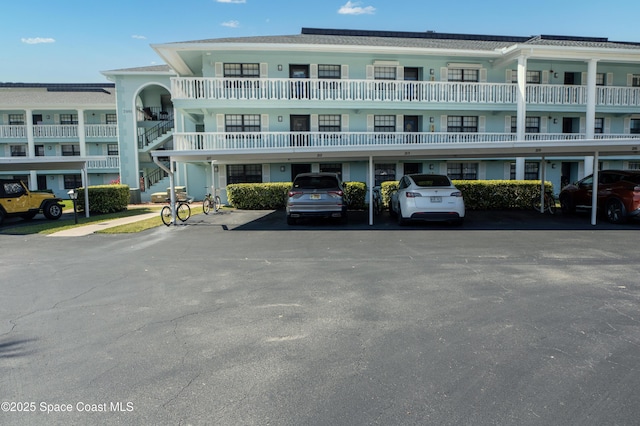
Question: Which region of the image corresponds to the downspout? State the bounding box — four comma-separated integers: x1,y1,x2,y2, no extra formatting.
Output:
154,155,176,224
369,155,374,226
591,152,599,226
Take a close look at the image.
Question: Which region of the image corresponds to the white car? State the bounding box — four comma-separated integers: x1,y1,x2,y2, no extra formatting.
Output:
390,174,465,225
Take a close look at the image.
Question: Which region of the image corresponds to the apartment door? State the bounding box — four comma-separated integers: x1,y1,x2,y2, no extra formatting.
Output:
290,115,310,146
290,64,310,99
291,164,311,181
404,67,420,100
404,116,419,143
562,117,578,134
32,114,43,125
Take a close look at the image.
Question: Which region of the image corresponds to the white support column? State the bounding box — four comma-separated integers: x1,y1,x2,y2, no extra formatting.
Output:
25,109,37,190
584,59,598,177
369,155,374,226
515,55,527,180
77,109,87,157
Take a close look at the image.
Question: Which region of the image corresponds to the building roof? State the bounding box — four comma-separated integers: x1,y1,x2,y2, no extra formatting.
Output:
171,27,640,51
0,83,116,109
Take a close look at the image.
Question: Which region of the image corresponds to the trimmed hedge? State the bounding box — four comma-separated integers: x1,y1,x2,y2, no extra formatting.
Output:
381,180,553,210
226,181,368,210
76,184,130,213
225,180,553,211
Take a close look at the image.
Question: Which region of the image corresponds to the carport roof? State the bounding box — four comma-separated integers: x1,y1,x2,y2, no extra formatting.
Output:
152,138,640,164
0,157,89,172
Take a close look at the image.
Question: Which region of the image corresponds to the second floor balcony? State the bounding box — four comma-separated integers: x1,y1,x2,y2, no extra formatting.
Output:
0,124,118,140
173,131,640,153
171,77,640,107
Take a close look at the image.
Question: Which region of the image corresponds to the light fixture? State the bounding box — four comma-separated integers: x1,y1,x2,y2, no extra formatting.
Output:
429,69,434,75
429,117,434,123
47,145,52,150
214,165,219,172
278,64,283,71
429,164,434,170
551,163,556,169
67,189,78,224
280,165,286,172
278,116,283,122
46,115,50,119
554,72,558,78
553,118,558,124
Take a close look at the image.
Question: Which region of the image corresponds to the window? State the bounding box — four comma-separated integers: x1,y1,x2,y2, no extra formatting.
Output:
64,175,82,190
106,114,117,124
8,114,24,125
448,68,479,82
10,145,27,157
223,63,260,77
374,66,396,80
628,162,640,170
596,73,606,86
319,163,342,178
594,118,604,134
60,114,78,125
510,70,542,84
35,145,44,157
227,164,262,184
509,162,540,180
318,115,341,132
225,114,260,132
526,117,540,133
107,144,119,155
318,64,341,79
632,74,640,87
374,115,395,132
375,163,396,186
631,119,640,134
61,144,80,156
447,163,478,180
447,116,478,133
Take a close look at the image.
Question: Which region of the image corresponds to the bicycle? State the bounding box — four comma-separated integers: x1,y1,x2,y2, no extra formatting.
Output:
161,197,191,226
372,186,383,215
531,190,557,215
202,188,222,215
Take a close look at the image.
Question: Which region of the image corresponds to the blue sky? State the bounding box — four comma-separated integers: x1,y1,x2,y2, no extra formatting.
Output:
2,0,639,83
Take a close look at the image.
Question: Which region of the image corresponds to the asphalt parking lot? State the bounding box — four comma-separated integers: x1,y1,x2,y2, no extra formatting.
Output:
1,209,639,425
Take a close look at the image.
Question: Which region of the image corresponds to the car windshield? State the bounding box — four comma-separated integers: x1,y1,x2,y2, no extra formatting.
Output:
623,174,640,184
411,175,451,187
293,176,339,190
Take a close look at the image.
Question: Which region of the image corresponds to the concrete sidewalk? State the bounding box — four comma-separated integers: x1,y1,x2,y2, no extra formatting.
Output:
47,211,159,237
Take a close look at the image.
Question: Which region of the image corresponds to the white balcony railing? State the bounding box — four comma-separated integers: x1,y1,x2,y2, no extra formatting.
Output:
171,77,640,107
0,124,118,139
173,131,640,152
86,156,119,169
85,124,118,138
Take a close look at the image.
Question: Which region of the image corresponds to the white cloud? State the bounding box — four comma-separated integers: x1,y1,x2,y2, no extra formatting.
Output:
132,35,147,40
216,0,246,3
338,1,376,15
21,37,55,44
221,20,240,28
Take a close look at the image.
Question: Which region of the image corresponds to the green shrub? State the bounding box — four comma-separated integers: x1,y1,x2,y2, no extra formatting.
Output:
76,184,130,214
380,180,553,210
227,183,291,209
344,181,366,210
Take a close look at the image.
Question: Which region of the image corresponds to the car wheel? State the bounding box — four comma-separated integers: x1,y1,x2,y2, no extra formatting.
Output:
389,201,397,218
397,205,407,226
605,199,627,224
286,215,296,225
559,195,574,214
43,202,63,220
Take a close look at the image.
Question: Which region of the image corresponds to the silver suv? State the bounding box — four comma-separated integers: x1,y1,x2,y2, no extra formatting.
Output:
286,173,348,225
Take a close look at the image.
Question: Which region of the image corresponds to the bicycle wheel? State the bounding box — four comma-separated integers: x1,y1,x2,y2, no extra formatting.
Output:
176,203,191,222
213,196,222,212
531,195,543,212
161,205,172,226
203,197,211,215
546,194,556,215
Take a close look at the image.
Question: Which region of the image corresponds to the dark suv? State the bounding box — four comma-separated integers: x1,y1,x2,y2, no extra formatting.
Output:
286,173,348,225
559,170,640,224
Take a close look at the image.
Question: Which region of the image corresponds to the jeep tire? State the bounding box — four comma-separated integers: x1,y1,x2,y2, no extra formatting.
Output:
43,202,63,220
